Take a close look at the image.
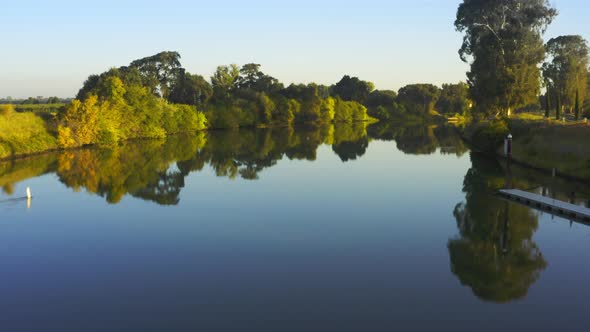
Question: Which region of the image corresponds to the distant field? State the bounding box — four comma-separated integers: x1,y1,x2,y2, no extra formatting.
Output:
14,103,66,113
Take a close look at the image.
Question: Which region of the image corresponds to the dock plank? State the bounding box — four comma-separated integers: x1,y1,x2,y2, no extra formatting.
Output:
498,189,590,220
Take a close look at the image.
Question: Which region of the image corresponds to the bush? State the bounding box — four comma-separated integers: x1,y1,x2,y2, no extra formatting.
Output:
470,120,509,153
334,98,368,123
373,105,391,120
320,97,336,122
272,97,297,125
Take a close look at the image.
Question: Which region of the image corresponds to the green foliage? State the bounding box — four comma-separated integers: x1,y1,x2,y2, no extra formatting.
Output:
236,63,283,93
47,97,61,104
272,97,298,125
543,35,589,114
397,84,441,115
333,98,368,123
330,75,375,103
129,51,182,99
436,82,471,115
456,0,557,115
205,103,243,129
320,97,336,122
467,120,510,153
364,90,397,120
61,69,208,148
373,106,391,121
283,84,323,123
59,96,100,147
163,104,207,134
365,90,397,108
21,96,41,104
211,64,240,101
0,104,15,116
257,93,275,125
169,70,213,106
0,110,57,159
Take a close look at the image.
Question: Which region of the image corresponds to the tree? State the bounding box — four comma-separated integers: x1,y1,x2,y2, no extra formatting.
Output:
47,96,61,104
365,90,397,109
455,0,557,116
211,64,240,101
435,82,471,115
22,97,39,104
129,51,182,99
281,84,322,123
364,90,398,120
169,69,213,106
543,35,590,115
330,75,375,103
397,84,441,115
59,95,100,147
236,63,283,93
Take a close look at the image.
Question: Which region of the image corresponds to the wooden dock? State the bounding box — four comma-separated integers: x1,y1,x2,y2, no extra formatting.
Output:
498,189,590,223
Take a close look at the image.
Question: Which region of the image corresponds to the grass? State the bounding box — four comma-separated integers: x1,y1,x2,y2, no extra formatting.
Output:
478,112,590,180
508,121,590,179
0,108,58,159
460,111,590,180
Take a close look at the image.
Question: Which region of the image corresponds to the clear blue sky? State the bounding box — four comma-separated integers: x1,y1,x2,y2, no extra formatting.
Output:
1,0,588,98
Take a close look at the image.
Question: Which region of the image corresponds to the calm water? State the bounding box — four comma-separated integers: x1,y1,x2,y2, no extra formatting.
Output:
1,123,590,331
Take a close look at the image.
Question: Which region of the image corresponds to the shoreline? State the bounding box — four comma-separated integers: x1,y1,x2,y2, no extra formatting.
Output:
458,117,590,184
0,120,377,163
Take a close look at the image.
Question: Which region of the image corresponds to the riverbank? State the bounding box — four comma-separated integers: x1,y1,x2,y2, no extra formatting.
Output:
0,107,58,160
0,104,377,162
460,113,590,182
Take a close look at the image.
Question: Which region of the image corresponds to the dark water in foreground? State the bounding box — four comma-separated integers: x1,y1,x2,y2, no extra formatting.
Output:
1,123,590,331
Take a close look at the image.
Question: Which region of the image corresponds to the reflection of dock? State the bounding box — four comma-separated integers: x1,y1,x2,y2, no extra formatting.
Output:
498,189,590,224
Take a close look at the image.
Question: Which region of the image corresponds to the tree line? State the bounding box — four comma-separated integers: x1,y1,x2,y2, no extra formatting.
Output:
0,96,68,104
1,50,473,159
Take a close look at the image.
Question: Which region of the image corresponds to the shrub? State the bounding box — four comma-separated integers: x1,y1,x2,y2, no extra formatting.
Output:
470,120,509,153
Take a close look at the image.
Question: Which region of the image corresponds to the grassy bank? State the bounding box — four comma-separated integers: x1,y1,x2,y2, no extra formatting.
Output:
461,113,590,181
0,105,58,160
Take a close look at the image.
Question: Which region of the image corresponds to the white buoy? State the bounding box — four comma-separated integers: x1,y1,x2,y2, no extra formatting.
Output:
26,187,32,199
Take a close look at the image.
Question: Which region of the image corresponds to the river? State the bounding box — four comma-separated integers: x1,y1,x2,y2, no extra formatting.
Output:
1,122,589,331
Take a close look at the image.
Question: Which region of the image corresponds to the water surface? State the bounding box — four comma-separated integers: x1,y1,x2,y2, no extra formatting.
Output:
1,123,590,331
